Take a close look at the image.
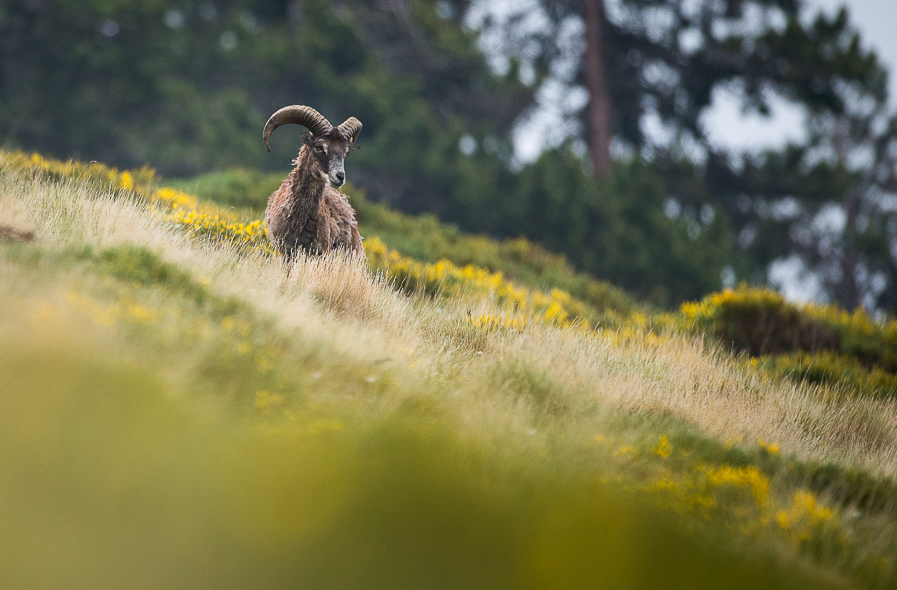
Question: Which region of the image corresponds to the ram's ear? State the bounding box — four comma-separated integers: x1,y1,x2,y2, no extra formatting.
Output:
347,142,360,154
300,131,314,147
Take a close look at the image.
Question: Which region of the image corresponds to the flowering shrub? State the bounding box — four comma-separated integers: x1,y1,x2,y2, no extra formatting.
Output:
351,188,639,317
802,304,897,374
775,490,836,545
164,209,273,255
681,285,897,364
4,150,274,256
679,285,839,356
6,150,158,194
679,284,897,397
364,236,593,329
646,451,838,548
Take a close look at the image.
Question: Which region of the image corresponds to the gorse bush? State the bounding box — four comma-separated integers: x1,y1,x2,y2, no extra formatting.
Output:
680,286,840,356
7,150,158,193
679,285,897,397
364,237,598,329
5,150,272,255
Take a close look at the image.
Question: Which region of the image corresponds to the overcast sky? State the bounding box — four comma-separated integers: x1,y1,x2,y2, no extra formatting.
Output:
810,0,897,103
703,0,897,151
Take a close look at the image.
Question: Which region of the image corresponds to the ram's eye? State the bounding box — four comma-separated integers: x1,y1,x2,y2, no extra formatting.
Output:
314,145,324,153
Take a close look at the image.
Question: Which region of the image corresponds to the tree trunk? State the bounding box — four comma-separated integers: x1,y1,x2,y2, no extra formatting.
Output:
839,188,861,310
582,0,612,176
833,123,862,310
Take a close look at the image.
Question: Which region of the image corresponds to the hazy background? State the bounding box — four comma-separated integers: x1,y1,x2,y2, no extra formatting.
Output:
516,0,897,158
703,0,897,153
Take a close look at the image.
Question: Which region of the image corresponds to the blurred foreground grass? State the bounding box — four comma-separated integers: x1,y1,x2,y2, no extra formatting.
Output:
0,296,830,590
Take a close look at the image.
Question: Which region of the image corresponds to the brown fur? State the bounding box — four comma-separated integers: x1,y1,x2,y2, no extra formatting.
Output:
264,131,364,261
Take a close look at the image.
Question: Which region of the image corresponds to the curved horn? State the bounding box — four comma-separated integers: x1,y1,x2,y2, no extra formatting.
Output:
337,117,363,143
263,105,333,152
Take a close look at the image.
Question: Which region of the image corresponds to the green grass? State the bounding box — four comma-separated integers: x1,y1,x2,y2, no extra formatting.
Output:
3,151,897,589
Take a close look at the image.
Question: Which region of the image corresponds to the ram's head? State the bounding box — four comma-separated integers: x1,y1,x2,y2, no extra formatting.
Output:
263,105,362,188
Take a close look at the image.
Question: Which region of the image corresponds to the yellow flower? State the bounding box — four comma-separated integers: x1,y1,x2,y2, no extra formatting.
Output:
758,439,779,455
775,489,835,544
704,464,770,508
119,170,134,190
254,390,285,409
617,445,637,457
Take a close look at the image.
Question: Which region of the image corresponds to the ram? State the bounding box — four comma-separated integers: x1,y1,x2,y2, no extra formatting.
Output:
263,105,365,260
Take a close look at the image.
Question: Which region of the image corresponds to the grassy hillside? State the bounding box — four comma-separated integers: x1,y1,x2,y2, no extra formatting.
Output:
2,150,897,589
169,167,897,398
167,168,641,321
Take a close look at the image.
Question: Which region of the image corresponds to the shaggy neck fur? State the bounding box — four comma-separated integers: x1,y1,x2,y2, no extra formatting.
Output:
291,146,325,208
280,146,325,252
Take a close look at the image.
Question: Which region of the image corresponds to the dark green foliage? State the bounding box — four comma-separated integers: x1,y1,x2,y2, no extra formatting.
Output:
167,168,284,211
0,0,530,180
447,151,733,305
680,285,897,396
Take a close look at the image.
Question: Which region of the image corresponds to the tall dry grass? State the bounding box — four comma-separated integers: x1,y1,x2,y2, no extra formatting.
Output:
3,160,897,478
